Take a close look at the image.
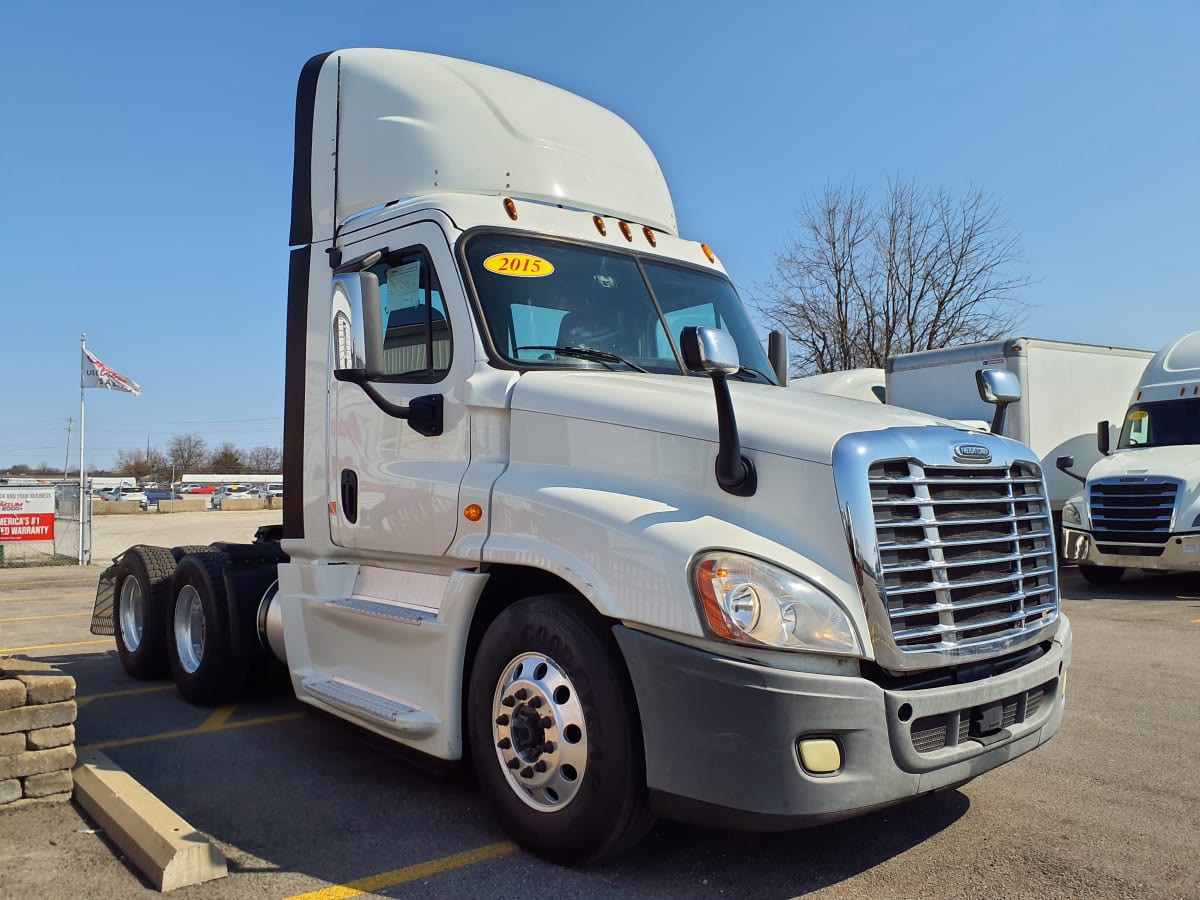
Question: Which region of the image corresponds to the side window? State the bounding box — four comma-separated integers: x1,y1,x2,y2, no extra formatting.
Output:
369,250,452,379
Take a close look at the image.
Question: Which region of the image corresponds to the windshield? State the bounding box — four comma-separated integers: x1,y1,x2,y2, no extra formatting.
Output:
464,234,775,382
1118,398,1200,448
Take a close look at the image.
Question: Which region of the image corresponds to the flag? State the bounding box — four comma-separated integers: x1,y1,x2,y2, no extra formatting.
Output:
81,347,141,395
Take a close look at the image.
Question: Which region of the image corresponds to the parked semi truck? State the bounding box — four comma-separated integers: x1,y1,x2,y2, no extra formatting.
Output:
886,338,1154,527
91,49,1071,863
1060,331,1200,583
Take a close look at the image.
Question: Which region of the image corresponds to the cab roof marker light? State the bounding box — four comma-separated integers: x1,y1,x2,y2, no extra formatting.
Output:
642,226,657,247
503,198,518,220
701,244,716,263
619,221,633,242
593,215,607,236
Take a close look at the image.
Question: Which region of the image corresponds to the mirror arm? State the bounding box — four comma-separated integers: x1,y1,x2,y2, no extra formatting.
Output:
1055,456,1087,485
990,404,1008,435
711,372,757,497
333,370,444,436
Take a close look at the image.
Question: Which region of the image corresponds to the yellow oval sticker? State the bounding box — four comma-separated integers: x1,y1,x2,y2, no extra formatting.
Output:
483,252,554,278
1128,410,1148,421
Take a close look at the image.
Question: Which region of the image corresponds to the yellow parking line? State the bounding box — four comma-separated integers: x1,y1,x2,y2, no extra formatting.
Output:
80,712,303,751
77,684,176,708
0,611,90,624
0,638,109,654
199,705,237,730
285,841,519,900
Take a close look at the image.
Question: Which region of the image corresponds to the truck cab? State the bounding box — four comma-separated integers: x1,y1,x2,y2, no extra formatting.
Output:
96,49,1071,863
1061,330,1200,582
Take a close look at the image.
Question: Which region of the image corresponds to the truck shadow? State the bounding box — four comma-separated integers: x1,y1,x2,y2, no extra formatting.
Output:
1059,566,1200,602
39,648,972,897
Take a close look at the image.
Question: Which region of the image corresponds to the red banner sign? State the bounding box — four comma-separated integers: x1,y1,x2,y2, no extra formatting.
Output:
0,488,55,542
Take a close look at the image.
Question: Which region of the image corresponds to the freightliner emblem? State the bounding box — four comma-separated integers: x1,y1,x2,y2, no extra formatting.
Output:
953,443,992,464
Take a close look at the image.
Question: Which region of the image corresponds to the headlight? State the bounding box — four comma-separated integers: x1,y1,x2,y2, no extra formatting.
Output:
1062,501,1081,526
692,553,861,655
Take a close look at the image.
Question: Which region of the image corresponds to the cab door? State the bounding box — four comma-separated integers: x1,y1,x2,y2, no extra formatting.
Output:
328,221,472,559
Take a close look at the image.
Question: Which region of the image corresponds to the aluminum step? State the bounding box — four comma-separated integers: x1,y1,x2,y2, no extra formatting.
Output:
302,678,438,737
324,597,437,625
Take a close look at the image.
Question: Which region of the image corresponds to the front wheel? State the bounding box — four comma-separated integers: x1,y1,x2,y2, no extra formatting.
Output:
1079,564,1124,585
467,596,653,863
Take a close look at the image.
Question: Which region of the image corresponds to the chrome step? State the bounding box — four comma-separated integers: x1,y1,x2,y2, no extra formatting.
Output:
324,597,436,625
302,678,438,737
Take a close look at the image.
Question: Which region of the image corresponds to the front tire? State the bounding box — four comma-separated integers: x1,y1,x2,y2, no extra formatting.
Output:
1079,564,1124,585
113,546,176,679
467,595,653,863
166,553,248,706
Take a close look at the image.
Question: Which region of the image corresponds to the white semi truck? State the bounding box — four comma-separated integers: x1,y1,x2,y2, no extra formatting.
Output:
1060,331,1200,583
91,49,1071,863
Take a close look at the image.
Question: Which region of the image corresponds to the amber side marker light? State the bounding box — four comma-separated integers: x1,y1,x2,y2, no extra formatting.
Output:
642,226,657,247
701,244,716,263
619,221,633,242
463,504,483,522
503,198,518,221
593,215,607,236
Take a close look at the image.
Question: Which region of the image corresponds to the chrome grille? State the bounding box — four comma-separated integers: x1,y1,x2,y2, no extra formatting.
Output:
1089,478,1179,545
869,460,1058,656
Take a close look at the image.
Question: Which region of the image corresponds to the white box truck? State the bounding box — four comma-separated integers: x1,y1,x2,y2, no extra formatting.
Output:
1060,331,1200,583
90,49,1071,863
886,339,1154,524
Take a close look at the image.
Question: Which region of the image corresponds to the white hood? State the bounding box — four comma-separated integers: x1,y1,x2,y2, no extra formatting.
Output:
1088,445,1200,483
510,371,970,465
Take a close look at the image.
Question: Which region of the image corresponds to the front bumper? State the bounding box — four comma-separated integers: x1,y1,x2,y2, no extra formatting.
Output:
1061,527,1200,572
614,616,1071,830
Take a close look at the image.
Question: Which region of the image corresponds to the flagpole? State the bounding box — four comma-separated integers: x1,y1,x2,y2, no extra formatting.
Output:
79,332,86,565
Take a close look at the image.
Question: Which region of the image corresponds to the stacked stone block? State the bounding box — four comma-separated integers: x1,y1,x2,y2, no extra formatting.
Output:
0,658,77,807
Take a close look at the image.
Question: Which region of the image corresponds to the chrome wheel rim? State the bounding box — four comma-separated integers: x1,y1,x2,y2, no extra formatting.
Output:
118,576,144,652
491,652,588,812
173,585,206,674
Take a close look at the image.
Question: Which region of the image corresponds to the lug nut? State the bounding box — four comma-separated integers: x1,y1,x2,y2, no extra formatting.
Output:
497,738,511,750
520,766,534,779
506,758,520,770
541,741,555,754
534,761,547,773
540,716,553,728
515,688,529,701
495,714,509,726
501,695,516,707
529,696,543,708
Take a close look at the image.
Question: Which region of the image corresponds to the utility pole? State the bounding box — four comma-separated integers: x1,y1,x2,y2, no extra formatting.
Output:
63,417,75,482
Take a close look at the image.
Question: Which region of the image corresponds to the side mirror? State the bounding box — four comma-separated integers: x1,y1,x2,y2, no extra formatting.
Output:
681,325,740,375
767,330,788,386
680,326,755,497
976,368,1021,405
1097,420,1111,456
332,271,384,381
1056,455,1086,485
975,368,1021,435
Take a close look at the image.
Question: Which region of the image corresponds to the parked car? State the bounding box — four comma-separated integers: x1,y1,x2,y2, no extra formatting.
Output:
144,490,183,506
262,482,284,498
210,485,253,509
98,486,149,508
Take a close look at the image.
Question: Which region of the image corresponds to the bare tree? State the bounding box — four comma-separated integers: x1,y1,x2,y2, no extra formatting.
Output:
115,447,168,481
244,445,282,473
756,181,1031,375
168,433,207,472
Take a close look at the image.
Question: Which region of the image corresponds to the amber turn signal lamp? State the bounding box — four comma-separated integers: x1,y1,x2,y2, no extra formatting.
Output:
463,504,483,522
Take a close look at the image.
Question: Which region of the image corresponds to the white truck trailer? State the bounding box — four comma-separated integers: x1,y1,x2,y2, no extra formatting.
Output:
886,338,1154,523
1060,331,1200,583
91,49,1071,863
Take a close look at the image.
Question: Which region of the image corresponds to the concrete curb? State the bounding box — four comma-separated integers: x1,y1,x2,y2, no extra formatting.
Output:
72,749,227,892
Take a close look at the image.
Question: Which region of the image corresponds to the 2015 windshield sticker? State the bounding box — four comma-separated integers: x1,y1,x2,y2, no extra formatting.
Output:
483,253,555,277
1128,410,1148,420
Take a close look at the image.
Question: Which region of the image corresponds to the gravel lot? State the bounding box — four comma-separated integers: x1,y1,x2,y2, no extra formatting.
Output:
89,509,282,563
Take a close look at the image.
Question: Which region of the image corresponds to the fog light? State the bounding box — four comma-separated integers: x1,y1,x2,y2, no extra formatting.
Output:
798,738,842,774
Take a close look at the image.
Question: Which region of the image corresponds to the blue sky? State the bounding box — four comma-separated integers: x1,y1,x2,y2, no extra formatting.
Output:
1,1,1196,470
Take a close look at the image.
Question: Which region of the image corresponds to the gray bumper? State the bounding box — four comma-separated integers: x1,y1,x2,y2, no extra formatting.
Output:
614,616,1071,830
1061,526,1200,572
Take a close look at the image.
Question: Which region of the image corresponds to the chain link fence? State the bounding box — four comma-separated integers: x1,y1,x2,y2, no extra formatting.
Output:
0,482,89,567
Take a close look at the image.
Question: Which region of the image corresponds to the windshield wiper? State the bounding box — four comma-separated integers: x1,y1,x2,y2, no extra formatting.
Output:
515,345,648,373
730,365,772,383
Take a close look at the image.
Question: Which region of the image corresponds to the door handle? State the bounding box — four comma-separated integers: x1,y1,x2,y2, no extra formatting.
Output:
340,469,358,523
